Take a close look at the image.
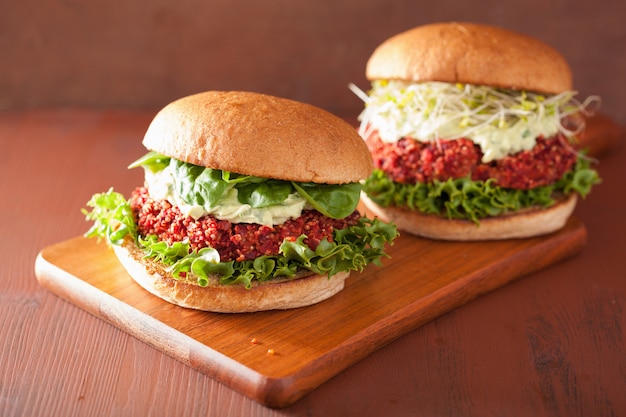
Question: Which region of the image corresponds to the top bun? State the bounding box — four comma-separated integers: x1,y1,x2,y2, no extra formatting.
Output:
143,91,373,184
366,22,573,94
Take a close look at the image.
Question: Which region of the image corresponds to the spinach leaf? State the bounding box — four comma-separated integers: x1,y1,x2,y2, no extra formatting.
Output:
129,151,363,216
292,182,362,219
236,180,295,208
171,159,231,207
127,151,171,172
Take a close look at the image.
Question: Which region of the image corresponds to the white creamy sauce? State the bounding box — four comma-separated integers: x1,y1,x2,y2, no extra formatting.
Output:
373,111,560,162
358,81,565,163
144,166,306,226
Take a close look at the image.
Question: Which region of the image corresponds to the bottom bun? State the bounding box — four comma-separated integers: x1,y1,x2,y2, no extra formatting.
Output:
112,237,349,313
360,193,577,241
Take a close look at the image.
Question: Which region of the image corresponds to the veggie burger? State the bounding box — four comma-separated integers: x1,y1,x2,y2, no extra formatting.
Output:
83,91,397,312
351,22,600,240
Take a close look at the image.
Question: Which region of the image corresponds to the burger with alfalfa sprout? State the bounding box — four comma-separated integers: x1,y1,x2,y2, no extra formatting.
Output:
350,22,601,240
83,91,397,313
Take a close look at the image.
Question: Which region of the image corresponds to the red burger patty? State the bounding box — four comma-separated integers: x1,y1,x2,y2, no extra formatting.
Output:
365,131,577,189
130,187,361,262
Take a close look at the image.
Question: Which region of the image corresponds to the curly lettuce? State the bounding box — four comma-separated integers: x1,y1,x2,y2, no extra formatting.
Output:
82,189,398,288
82,189,137,245
362,157,600,224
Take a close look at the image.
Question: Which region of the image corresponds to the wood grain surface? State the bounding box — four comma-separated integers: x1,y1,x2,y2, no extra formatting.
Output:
1,110,624,416
35,217,586,407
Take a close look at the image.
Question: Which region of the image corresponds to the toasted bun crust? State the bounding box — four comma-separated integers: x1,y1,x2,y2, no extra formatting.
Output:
366,22,572,94
142,91,373,184
360,192,577,240
112,237,349,313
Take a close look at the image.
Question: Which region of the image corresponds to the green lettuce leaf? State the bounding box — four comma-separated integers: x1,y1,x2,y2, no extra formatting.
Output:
130,151,363,219
128,151,171,172
171,159,232,207
236,180,294,208
292,182,362,219
82,188,137,245
362,157,600,224
82,190,398,289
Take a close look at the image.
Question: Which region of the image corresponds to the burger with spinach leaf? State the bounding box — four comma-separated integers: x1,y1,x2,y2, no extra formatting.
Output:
83,91,397,312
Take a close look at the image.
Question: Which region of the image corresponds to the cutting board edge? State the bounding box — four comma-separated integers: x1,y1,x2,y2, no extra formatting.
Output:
33,217,588,408
260,218,589,406
34,250,283,406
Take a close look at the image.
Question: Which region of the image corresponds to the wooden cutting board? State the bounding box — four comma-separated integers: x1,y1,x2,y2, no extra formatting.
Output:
35,217,586,408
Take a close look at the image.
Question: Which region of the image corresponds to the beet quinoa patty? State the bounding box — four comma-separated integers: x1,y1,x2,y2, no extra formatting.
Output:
130,187,362,263
365,132,577,190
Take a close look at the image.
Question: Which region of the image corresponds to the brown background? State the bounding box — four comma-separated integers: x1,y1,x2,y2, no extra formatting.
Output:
2,0,625,125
